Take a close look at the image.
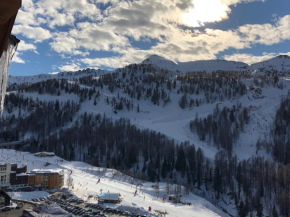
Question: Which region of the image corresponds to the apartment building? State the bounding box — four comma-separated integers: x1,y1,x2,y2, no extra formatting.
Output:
29,169,64,189
0,163,64,189
0,163,11,187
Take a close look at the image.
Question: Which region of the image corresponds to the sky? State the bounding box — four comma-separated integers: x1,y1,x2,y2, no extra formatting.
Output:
10,0,290,76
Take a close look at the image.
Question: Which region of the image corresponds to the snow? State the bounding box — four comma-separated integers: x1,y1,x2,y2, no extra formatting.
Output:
0,149,227,217
8,191,49,200
249,55,290,73
8,68,111,85
143,54,290,74
142,55,248,73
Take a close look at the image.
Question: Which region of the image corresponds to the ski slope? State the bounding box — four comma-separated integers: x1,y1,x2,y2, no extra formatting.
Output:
0,149,227,217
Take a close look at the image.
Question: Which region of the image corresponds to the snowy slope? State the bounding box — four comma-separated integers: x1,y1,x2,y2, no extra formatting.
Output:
8,68,111,85
249,55,290,73
0,149,227,217
142,55,248,73
78,79,290,160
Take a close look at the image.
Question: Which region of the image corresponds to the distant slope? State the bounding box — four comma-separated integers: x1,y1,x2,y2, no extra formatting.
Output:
249,55,290,73
178,59,248,73
8,68,111,85
142,55,248,73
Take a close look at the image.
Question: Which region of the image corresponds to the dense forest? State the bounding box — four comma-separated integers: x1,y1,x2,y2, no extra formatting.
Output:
190,103,250,154
271,93,290,164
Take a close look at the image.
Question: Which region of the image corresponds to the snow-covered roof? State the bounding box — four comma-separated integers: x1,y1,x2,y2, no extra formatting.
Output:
99,193,120,201
30,169,64,175
34,152,55,156
16,173,28,177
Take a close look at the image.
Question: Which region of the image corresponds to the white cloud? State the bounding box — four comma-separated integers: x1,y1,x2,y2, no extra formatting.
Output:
58,63,81,72
12,25,52,42
17,41,38,53
13,0,289,71
12,52,25,64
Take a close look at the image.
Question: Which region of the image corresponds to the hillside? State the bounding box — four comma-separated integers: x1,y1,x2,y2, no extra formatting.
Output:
249,55,290,73
8,68,110,85
1,149,227,217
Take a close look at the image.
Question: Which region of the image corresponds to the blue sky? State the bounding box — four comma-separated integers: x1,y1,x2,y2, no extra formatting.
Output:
10,0,290,76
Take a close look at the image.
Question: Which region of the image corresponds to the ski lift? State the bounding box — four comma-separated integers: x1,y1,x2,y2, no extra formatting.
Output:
0,0,22,114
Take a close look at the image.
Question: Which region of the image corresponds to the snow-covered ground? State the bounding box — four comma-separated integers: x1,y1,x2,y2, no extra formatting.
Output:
8,69,110,85
0,149,227,217
8,191,49,200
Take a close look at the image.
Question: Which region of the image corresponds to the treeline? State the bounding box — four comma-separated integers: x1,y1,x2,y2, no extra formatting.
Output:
9,79,97,103
190,103,250,154
213,152,289,217
271,95,290,164
177,71,248,108
0,95,80,143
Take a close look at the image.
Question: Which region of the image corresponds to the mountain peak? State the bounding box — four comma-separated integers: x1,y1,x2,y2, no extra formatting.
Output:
276,55,290,59
249,55,290,72
142,55,177,65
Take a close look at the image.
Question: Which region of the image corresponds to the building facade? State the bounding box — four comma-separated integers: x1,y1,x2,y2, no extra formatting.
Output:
29,169,64,189
9,163,28,188
0,163,64,189
0,163,11,187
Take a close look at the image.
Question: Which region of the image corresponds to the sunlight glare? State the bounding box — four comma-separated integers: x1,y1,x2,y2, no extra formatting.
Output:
181,0,231,27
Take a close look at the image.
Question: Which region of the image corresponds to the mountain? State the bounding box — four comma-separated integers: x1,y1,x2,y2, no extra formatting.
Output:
4,53,290,217
178,59,248,73
8,68,110,85
142,55,248,73
142,54,178,70
249,55,290,73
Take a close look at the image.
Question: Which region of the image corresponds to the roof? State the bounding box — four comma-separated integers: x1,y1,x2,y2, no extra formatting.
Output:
99,193,120,201
16,173,28,177
30,169,64,175
34,152,55,156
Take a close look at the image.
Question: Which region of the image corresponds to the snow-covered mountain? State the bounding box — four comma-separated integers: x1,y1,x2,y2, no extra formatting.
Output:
8,68,111,85
143,54,290,74
249,55,290,73
3,54,290,217
142,55,248,73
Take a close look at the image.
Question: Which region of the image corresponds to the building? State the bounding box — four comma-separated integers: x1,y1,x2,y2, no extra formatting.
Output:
28,174,36,186
11,163,27,173
99,193,120,204
29,169,64,189
9,163,28,188
34,152,55,157
168,195,181,203
0,163,11,187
